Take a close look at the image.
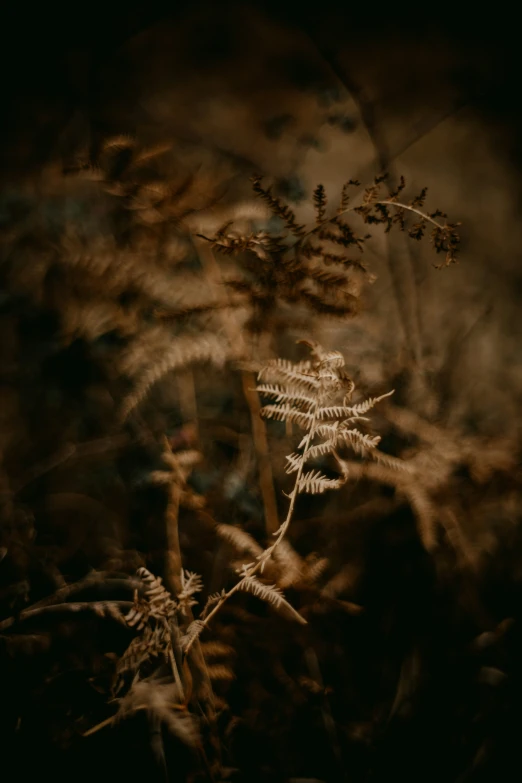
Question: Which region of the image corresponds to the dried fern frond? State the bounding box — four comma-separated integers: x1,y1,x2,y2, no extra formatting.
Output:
205,664,236,682
181,620,206,652
251,174,306,238
120,332,235,419
200,641,236,659
255,384,318,408
313,184,327,223
115,681,198,747
177,570,203,616
271,539,305,588
215,524,264,557
135,567,178,619
258,359,320,390
201,590,227,619
297,469,344,495
117,624,167,675
254,341,393,568
198,172,460,334
305,554,329,584
183,343,390,652
260,404,315,429
118,567,188,701
238,574,306,625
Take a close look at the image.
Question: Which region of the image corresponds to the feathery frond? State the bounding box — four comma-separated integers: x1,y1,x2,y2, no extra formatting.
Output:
181,620,206,652
238,575,307,624
198,172,460,335
120,332,235,419
254,341,393,569
215,524,264,557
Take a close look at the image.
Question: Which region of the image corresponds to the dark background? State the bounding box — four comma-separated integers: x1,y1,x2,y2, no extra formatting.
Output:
1,2,520,175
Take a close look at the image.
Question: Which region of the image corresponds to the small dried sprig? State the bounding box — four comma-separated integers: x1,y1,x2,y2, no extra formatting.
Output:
177,570,204,616
125,567,178,630
118,566,204,699
338,179,361,213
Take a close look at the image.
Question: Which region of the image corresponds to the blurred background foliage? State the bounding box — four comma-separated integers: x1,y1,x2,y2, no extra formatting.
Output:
1,2,522,782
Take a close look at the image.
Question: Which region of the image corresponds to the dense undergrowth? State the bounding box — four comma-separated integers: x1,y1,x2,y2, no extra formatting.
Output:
0,125,521,783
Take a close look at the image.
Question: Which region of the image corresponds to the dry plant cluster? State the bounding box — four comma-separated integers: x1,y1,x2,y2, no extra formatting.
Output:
0,135,520,783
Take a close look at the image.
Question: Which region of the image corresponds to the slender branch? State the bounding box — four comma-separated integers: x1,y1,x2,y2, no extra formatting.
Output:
378,200,448,229
292,198,449,250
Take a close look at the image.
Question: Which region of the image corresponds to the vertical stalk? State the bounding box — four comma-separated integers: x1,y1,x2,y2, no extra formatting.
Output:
196,238,280,535
162,437,183,595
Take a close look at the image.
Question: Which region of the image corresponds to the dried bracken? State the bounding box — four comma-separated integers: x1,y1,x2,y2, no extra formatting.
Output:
2,104,519,783
198,173,460,334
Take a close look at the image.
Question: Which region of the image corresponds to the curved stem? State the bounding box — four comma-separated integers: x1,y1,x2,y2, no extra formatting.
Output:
291,198,449,252
184,403,319,654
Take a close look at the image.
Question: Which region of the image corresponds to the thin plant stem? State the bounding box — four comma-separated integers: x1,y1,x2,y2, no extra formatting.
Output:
196,237,280,535
184,399,319,653
162,437,184,596
293,198,450,250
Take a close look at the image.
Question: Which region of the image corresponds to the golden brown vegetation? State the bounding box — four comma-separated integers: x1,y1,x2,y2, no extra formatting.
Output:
0,132,519,783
